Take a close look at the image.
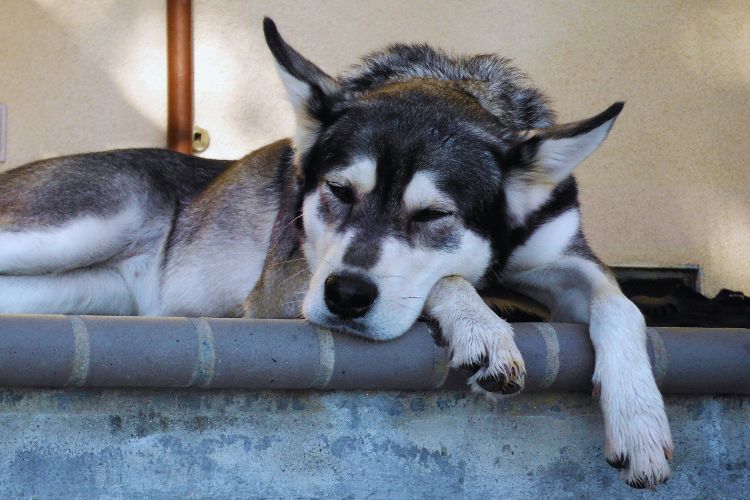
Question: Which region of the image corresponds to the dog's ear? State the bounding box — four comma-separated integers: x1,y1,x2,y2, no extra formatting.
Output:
504,102,624,225
523,102,624,182
264,18,342,154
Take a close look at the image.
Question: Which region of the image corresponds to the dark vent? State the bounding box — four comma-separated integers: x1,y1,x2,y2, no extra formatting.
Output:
613,266,700,295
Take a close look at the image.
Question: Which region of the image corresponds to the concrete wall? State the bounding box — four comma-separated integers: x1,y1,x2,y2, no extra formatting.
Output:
1,388,747,497
1,1,749,295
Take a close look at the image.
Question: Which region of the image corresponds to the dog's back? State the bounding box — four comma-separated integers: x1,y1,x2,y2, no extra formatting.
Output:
0,149,231,238
0,141,290,316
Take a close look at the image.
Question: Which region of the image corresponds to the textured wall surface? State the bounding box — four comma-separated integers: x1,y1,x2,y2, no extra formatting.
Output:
0,1,167,163
0,389,747,498
1,1,748,295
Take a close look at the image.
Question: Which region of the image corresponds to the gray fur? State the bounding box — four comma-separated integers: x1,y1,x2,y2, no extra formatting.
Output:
341,44,555,131
0,141,291,316
0,149,229,229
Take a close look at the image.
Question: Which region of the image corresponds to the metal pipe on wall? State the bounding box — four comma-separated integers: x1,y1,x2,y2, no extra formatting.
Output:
167,0,193,154
0,315,747,394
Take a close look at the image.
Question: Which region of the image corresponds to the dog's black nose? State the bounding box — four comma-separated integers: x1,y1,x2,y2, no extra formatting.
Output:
324,273,378,319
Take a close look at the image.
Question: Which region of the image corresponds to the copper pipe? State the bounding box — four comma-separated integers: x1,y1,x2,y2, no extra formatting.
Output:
167,0,193,154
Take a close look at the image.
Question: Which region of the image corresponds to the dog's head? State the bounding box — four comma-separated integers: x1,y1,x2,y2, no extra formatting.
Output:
264,18,622,340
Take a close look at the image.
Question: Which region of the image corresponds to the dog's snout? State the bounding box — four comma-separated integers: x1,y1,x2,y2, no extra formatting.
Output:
324,273,378,319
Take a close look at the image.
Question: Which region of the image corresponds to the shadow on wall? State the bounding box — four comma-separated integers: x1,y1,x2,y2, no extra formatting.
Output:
0,1,165,170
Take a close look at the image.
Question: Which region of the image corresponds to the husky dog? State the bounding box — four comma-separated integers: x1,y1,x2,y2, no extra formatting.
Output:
0,18,672,488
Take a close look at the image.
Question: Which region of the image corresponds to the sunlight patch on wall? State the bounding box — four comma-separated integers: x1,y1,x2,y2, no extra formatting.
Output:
108,12,168,132
33,0,167,134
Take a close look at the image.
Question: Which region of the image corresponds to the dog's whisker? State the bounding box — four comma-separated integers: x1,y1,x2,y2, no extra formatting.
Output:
267,257,308,269
262,214,305,258
281,299,304,308
275,268,310,288
488,267,505,286
380,298,422,314
278,213,304,233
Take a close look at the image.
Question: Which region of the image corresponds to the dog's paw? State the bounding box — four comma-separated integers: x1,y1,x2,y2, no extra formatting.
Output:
466,368,525,402
463,357,526,398
601,386,673,489
444,310,526,397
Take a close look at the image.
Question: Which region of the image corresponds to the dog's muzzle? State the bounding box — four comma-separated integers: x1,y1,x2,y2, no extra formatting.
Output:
324,273,378,319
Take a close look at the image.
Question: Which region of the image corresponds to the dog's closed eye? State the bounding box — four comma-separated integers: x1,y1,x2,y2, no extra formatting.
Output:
411,208,455,224
326,181,356,204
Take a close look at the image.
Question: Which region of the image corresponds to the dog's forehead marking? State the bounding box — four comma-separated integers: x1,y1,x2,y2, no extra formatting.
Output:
403,171,454,211
327,157,377,194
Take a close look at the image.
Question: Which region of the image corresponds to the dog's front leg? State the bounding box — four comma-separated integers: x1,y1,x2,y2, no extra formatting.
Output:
508,260,673,488
588,287,673,488
425,276,526,395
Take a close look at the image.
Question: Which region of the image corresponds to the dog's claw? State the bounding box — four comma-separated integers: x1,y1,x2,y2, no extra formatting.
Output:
502,377,524,395
606,454,629,469
626,476,649,490
477,373,507,393
604,401,673,489
459,359,486,375
458,358,526,394
606,446,672,490
476,366,525,394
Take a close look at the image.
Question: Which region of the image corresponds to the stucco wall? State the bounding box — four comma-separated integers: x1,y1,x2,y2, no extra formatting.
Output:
1,388,748,497
1,1,748,296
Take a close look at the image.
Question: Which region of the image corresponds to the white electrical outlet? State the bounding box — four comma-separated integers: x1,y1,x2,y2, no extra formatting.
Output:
0,104,6,163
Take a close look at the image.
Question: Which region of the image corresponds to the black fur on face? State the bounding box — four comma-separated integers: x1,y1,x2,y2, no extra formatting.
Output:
300,80,516,260
265,17,622,281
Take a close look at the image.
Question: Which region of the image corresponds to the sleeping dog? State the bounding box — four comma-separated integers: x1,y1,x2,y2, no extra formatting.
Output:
0,18,672,488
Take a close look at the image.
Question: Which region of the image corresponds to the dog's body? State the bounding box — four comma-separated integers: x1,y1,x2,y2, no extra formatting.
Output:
0,19,672,488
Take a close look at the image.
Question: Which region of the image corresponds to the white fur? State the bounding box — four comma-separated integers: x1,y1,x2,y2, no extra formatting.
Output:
505,255,673,487
328,158,377,195
403,171,456,212
537,117,617,183
0,209,170,315
159,209,276,317
0,201,271,318
301,191,336,271
159,245,267,317
591,293,673,486
120,252,162,315
0,209,143,274
425,276,525,395
0,266,134,314
302,228,355,329
506,209,580,273
360,231,491,339
274,64,320,155
301,187,492,340
274,64,311,111
504,177,555,227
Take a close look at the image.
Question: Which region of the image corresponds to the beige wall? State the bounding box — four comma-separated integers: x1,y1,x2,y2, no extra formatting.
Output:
1,1,748,296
